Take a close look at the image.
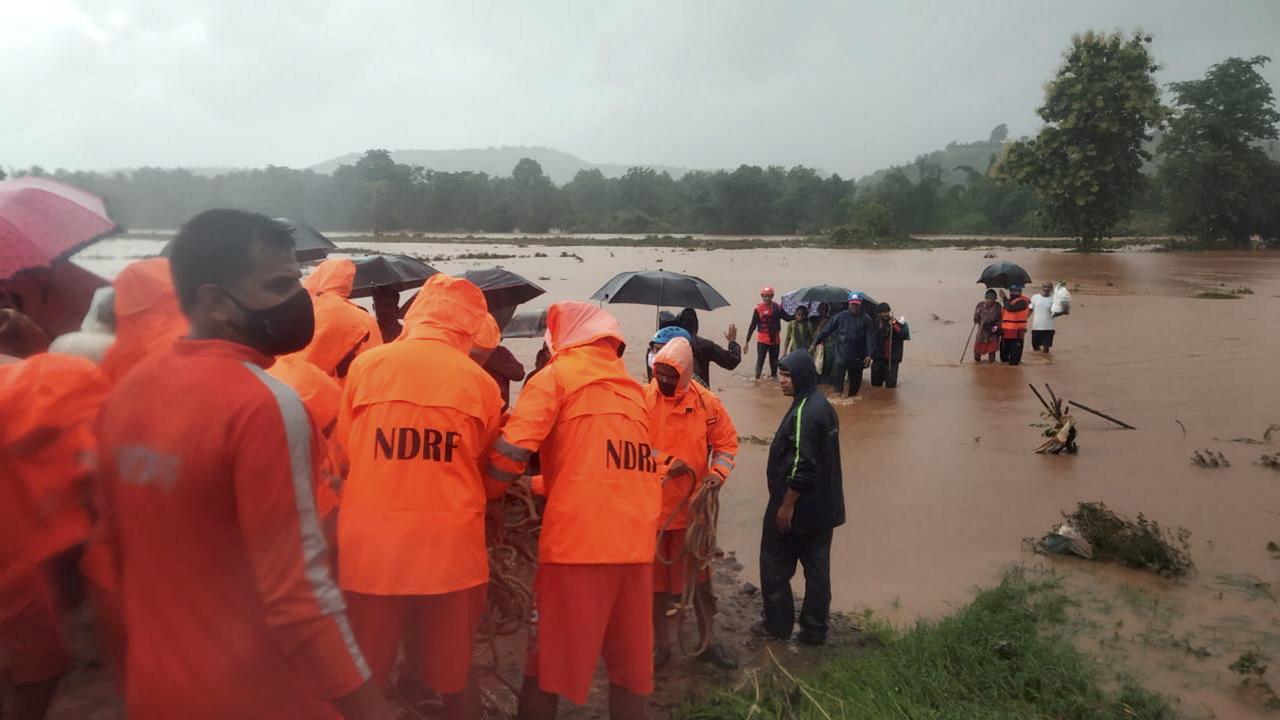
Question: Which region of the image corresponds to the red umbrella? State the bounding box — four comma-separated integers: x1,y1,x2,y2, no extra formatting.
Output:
0,177,120,281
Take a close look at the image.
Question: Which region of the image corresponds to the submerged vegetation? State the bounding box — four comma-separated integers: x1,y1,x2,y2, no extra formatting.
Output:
681,568,1175,719
1059,502,1194,577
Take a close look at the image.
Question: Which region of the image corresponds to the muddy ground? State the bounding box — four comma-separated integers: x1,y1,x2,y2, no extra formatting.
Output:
59,240,1280,718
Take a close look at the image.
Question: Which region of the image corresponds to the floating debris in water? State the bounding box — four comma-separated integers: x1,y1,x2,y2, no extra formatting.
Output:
1030,384,1078,454
737,434,772,446
1030,501,1193,577
1190,449,1230,468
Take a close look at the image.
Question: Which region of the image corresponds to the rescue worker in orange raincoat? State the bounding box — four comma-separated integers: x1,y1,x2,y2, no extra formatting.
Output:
644,333,739,671
302,258,381,379
0,345,108,720
336,273,503,720
99,257,187,383
485,301,661,720
94,210,390,720
268,352,345,519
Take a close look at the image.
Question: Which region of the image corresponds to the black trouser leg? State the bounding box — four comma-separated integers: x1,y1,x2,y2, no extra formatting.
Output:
754,342,770,379
767,344,780,377
796,528,834,642
870,359,886,387
759,514,799,638
846,360,864,396
1005,337,1024,365
885,361,899,388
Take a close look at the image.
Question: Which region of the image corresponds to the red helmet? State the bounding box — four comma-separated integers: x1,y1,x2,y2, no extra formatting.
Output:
761,286,775,296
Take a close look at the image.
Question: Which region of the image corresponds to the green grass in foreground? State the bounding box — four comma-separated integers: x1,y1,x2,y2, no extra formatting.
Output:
681,568,1176,720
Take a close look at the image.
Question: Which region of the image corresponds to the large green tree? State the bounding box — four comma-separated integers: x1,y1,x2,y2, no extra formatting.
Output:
1157,56,1280,245
998,31,1165,249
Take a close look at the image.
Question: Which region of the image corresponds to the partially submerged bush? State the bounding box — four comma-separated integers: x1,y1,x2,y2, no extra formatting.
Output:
1062,502,1193,577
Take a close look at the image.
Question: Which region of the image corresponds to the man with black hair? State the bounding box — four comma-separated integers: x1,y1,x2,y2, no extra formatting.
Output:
870,302,909,389
96,209,391,720
758,350,844,645
675,307,740,387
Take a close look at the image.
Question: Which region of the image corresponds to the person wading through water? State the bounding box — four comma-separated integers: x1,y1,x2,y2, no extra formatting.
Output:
783,305,815,355
744,288,792,380
972,289,1001,363
645,335,739,671
809,292,876,398
757,350,844,645
869,302,909,389
485,302,662,720
998,284,1031,366
95,209,391,720
673,307,740,387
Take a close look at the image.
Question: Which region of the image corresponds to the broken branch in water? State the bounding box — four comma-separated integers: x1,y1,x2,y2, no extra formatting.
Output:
1028,384,1052,413
1067,400,1136,430
1032,384,1077,454
1174,419,1187,437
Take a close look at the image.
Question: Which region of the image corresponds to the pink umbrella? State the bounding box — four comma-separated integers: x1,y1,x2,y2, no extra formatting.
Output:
0,177,120,281
1,261,109,338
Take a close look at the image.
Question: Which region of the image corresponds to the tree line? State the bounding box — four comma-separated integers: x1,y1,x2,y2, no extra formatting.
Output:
5,33,1278,248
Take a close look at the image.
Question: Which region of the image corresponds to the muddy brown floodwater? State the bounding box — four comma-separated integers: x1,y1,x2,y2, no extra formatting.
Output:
72,241,1280,718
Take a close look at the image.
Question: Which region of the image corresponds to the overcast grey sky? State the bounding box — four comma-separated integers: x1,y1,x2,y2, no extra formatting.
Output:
5,0,1278,177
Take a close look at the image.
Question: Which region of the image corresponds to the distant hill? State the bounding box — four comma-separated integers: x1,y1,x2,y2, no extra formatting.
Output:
858,138,1011,188
310,146,694,184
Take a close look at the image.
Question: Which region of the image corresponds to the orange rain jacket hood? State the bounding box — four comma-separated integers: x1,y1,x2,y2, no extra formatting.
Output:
0,353,108,587
337,274,503,595
472,314,500,351
646,338,738,530
101,258,187,383
486,302,660,564
298,259,381,376
303,258,356,298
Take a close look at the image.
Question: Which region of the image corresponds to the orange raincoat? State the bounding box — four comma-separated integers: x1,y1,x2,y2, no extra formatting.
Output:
96,338,369,718
336,274,503,595
301,259,381,376
269,354,344,517
486,302,660,564
0,353,107,687
100,258,187,383
0,353,108,587
645,337,738,531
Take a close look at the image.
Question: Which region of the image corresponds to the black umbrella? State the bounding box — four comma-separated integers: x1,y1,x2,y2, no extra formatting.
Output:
590,270,730,311
348,254,439,299
782,284,852,312
462,267,546,309
977,261,1031,289
502,308,547,339
274,218,337,262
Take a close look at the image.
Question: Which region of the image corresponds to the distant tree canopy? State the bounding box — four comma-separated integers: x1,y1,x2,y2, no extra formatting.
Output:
30,153,860,237
1158,56,1280,245
997,31,1166,250
13,33,1280,245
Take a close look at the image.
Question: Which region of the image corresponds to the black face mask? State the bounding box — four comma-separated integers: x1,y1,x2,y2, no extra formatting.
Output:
226,287,315,356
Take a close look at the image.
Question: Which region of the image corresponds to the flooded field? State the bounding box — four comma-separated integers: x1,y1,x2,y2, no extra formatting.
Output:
73,239,1280,718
